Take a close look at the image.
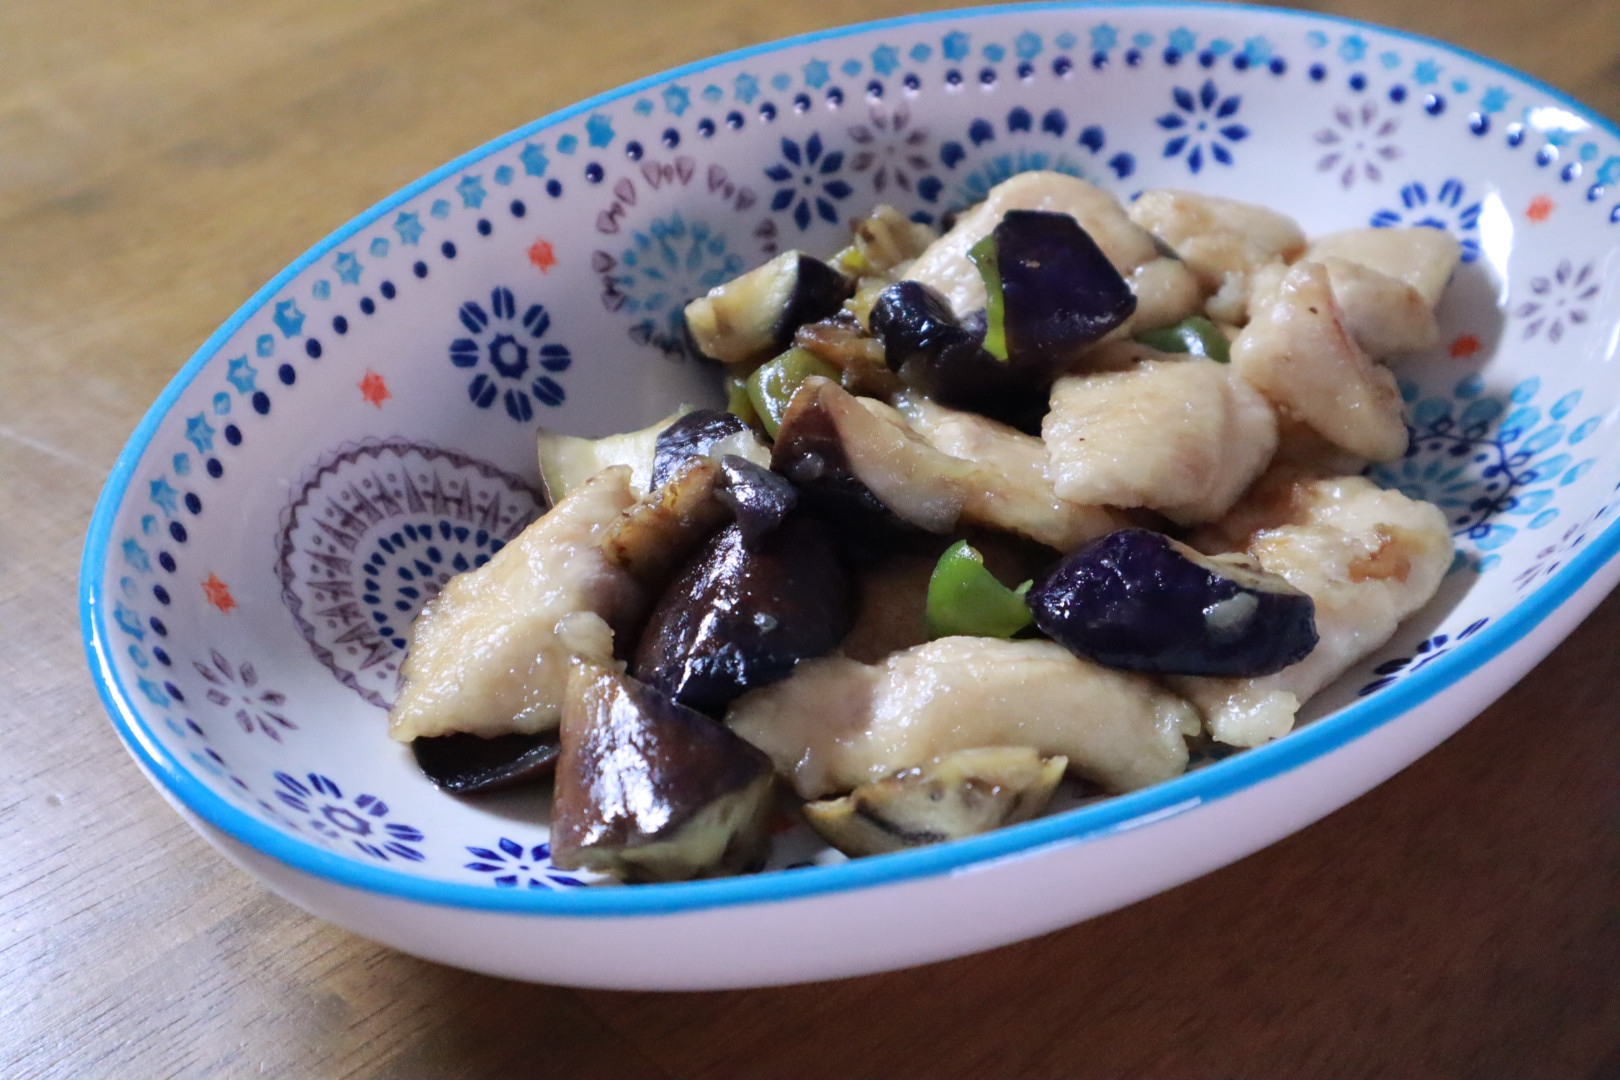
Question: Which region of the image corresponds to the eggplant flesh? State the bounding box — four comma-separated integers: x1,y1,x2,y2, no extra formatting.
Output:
551,660,776,883
683,251,852,366
536,405,690,504
1027,528,1318,677
631,517,854,717
802,747,1067,857
411,731,560,794
988,209,1137,373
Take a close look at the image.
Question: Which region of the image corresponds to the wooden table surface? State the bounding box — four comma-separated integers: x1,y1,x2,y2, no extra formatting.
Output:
3,1,1617,1076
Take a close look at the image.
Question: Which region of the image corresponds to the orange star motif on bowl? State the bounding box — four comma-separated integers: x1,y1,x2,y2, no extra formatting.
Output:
202,573,237,614
358,369,390,407
528,239,557,273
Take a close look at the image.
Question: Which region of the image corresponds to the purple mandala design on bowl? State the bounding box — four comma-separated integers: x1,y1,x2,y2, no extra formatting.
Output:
193,650,295,742
1314,100,1400,187
1515,260,1600,343
276,439,544,708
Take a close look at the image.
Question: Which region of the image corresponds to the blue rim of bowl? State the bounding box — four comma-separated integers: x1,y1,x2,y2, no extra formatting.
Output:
82,1,1620,918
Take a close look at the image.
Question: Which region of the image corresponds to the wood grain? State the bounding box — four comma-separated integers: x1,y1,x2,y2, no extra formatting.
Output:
1,1,1616,1077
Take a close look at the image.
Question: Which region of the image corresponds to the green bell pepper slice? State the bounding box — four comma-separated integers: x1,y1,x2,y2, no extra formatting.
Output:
967,235,1010,362
745,348,840,439
1134,315,1231,363
926,540,1034,639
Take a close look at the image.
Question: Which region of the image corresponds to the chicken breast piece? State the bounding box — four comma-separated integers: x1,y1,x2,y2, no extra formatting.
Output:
1305,226,1462,309
1171,474,1452,747
1231,260,1408,463
892,394,1128,550
905,171,1160,317
389,468,645,741
728,637,1200,798
1128,190,1307,322
1319,256,1440,359
1123,255,1207,333
1044,357,1278,526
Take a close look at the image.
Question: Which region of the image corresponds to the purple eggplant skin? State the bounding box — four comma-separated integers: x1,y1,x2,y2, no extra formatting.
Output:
716,454,798,545
682,251,854,366
631,517,855,716
411,731,560,795
551,661,776,882
650,409,752,489
1027,528,1318,677
768,382,904,538
869,280,1046,429
991,210,1136,373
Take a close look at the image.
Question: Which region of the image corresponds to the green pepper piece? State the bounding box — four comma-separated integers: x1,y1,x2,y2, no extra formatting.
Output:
967,235,1009,361
1134,315,1231,363
926,540,1034,640
745,348,840,439
725,373,763,431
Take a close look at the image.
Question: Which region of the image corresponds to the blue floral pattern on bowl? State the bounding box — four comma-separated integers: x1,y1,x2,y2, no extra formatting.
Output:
464,838,587,890
1157,79,1248,172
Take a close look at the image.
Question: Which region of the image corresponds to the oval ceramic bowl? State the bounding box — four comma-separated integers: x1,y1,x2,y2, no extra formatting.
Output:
83,2,1620,990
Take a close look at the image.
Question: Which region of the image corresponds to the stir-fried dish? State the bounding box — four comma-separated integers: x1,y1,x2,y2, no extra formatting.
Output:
387,172,1459,883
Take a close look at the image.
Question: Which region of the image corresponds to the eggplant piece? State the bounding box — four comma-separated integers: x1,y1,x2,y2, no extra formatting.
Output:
802,747,1067,857
977,209,1136,374
683,251,853,367
600,456,729,589
869,280,1042,426
551,660,776,882
631,517,853,716
715,454,797,545
536,405,692,504
1027,528,1318,677
793,312,904,399
769,375,971,538
833,203,940,277
906,172,1160,317
649,409,768,490
411,731,560,795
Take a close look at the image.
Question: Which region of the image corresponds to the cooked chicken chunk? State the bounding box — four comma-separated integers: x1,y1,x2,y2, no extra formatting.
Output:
1172,474,1452,747
389,467,645,742
1305,226,1462,309
1123,255,1207,333
727,637,1200,798
1319,256,1440,358
905,172,1160,317
1232,260,1408,462
1043,357,1278,525
1129,189,1307,323
892,394,1128,550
